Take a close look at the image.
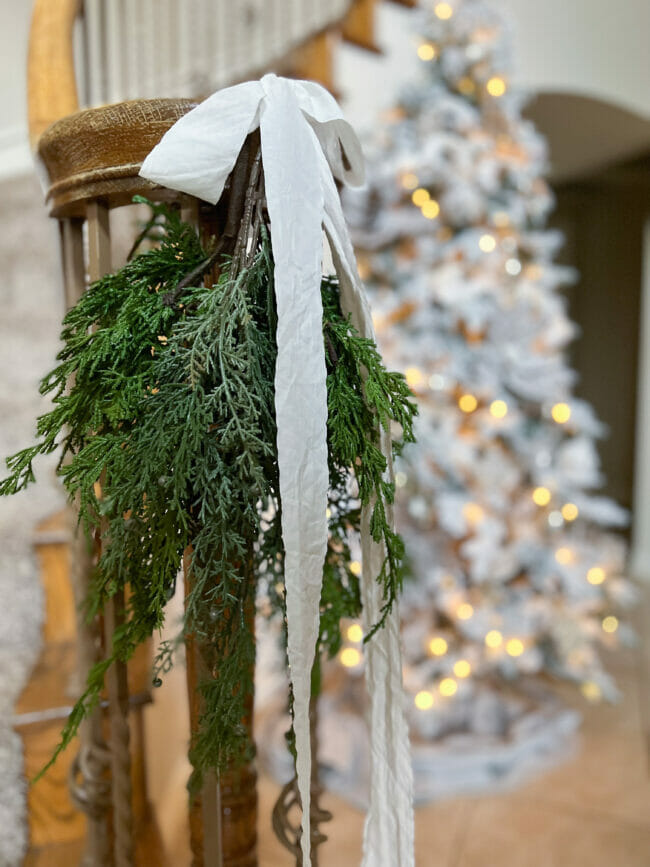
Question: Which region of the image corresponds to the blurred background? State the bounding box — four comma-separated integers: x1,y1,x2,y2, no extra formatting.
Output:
1,1,649,865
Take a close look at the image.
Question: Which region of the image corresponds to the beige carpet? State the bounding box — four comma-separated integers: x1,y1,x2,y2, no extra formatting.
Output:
0,172,65,865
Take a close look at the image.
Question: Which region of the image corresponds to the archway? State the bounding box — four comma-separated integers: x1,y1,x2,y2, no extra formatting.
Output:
525,91,650,577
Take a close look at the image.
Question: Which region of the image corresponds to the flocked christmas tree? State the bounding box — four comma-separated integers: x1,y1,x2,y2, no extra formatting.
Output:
339,0,634,757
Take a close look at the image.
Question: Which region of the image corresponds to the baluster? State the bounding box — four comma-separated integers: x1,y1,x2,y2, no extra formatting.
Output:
87,200,135,867
271,695,332,866
60,216,112,866
83,0,103,108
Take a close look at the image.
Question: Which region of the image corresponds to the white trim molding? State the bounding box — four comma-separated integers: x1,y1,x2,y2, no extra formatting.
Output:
630,217,650,581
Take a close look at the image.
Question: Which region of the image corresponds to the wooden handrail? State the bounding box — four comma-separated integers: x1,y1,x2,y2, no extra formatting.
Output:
27,0,82,148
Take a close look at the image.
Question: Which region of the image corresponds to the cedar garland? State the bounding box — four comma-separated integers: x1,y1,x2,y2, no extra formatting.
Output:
1,198,416,788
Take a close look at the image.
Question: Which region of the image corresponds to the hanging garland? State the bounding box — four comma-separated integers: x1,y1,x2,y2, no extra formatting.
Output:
1,196,416,789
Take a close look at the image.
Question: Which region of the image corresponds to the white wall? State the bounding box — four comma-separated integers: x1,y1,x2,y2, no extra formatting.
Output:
0,3,31,179
338,0,650,128
499,0,650,120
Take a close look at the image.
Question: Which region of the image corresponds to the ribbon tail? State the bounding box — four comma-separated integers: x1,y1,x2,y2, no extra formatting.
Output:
260,82,328,867
359,500,414,866
321,157,415,867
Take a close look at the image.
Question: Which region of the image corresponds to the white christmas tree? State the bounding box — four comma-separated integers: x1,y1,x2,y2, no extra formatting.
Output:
338,0,634,754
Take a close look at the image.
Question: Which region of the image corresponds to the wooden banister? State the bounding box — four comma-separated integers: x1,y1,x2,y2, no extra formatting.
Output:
28,0,82,147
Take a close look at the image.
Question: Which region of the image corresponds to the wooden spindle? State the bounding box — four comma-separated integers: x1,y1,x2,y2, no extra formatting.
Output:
60,216,113,866
184,557,258,867
87,200,135,866
272,695,331,865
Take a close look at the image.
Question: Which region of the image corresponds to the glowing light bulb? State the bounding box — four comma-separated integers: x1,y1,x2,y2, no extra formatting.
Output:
490,399,508,418
459,393,478,412
479,233,497,253
487,76,507,97
395,471,407,488
453,659,472,678
463,503,484,525
434,2,453,20
548,511,564,528
505,258,522,276
428,636,448,656
555,545,576,566
552,402,571,424
421,199,441,219
555,547,574,566
602,616,619,634
587,567,606,586
506,638,525,657
581,681,602,702
485,630,503,649
401,172,419,190
532,486,552,507
339,647,362,668
439,677,458,696
356,255,370,280
349,560,362,576
457,603,474,621
414,690,435,710
347,623,363,643
562,503,579,522
411,188,430,207
429,373,446,391
405,367,424,388
417,43,436,61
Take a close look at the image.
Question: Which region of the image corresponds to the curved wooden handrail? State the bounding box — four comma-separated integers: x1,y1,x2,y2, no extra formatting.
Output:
28,0,82,148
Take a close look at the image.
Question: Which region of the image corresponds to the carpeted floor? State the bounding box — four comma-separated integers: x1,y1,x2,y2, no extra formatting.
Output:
0,172,65,865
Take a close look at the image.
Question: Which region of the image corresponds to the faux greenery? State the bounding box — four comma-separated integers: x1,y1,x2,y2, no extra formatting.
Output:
1,198,416,788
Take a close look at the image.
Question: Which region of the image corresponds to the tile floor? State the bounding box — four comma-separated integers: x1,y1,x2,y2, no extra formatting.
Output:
256,639,650,866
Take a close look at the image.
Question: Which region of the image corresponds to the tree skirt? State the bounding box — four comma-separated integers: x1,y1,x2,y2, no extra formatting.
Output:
0,174,65,864
259,685,580,808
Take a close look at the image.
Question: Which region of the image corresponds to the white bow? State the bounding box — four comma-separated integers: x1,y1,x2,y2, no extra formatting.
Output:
140,73,413,867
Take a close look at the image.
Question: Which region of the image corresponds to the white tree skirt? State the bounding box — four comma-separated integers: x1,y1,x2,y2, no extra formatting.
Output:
259,690,580,808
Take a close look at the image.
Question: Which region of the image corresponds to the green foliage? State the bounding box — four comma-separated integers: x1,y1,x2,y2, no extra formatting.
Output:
0,201,416,788
322,279,417,637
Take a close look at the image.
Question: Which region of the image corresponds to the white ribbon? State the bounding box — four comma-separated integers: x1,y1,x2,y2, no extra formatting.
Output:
140,73,413,866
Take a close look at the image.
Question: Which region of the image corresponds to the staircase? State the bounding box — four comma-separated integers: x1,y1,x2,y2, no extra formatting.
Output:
15,1,416,861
